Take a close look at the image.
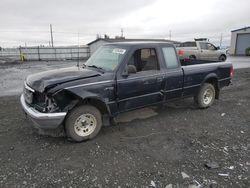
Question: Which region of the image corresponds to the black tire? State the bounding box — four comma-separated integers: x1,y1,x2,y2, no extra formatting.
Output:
194,83,215,109
65,105,102,142
189,55,196,60
219,55,227,62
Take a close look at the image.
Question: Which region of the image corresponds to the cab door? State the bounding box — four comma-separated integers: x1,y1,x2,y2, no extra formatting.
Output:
206,43,220,61
199,42,218,61
161,46,183,100
199,42,210,60
116,48,165,112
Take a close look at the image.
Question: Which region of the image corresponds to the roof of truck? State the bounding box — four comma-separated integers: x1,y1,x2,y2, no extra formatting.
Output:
87,38,180,45
104,41,175,47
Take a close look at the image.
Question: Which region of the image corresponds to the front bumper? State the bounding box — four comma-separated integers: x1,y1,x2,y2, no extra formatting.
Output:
20,94,67,129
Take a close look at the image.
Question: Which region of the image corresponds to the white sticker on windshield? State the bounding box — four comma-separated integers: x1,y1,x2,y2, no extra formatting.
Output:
112,48,126,54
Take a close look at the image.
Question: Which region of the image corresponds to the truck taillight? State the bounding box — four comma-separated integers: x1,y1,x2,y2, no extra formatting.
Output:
178,50,185,56
230,65,234,78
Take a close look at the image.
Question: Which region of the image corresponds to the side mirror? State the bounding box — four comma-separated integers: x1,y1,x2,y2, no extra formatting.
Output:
128,65,137,74
122,65,137,77
216,46,220,50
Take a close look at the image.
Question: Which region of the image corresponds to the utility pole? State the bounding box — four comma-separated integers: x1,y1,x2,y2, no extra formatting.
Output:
50,24,54,47
219,33,223,48
169,30,172,40
121,28,124,38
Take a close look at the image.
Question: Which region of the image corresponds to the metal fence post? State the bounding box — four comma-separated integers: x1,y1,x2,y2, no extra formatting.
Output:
38,46,41,61
71,48,73,60
19,46,25,62
88,47,91,58
19,46,22,61
54,48,57,61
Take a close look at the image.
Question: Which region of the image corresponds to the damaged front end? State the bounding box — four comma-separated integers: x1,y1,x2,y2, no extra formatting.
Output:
21,82,70,130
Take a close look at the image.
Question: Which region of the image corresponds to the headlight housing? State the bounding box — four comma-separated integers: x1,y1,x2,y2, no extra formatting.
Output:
23,82,34,104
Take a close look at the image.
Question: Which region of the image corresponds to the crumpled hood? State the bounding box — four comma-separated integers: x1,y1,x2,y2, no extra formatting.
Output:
26,66,100,92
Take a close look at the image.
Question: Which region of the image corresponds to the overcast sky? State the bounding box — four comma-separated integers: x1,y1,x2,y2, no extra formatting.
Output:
0,0,249,47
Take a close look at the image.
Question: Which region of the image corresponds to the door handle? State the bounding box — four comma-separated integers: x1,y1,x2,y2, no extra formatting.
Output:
142,80,149,85
156,77,163,82
104,87,114,91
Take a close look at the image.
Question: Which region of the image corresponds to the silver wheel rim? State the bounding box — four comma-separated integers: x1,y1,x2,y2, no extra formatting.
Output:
203,88,213,105
74,113,97,137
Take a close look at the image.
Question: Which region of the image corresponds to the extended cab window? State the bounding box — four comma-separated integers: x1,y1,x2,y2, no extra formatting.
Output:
128,48,159,72
162,47,179,69
200,42,216,50
207,43,216,50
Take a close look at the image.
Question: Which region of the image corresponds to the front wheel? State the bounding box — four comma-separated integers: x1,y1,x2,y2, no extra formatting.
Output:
194,83,215,109
65,105,102,142
219,55,227,62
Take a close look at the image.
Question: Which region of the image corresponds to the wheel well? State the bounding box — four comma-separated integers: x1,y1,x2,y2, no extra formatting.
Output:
63,97,110,132
81,98,109,115
204,77,219,99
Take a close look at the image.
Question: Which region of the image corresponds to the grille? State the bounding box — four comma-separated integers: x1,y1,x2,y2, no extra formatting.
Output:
33,92,46,104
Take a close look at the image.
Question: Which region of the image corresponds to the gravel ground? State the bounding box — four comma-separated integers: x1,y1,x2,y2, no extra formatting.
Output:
0,68,249,187
0,60,79,96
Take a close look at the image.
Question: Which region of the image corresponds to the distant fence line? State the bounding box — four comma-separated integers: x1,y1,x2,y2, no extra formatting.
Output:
0,46,90,62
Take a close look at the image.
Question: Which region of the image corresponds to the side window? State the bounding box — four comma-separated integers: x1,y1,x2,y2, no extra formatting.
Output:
128,48,159,73
162,47,179,69
207,43,216,50
200,42,208,50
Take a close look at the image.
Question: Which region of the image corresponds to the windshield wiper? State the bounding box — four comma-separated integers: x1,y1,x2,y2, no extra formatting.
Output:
87,65,105,73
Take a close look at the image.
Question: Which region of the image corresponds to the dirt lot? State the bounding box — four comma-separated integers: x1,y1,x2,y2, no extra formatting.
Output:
0,61,77,96
0,67,249,187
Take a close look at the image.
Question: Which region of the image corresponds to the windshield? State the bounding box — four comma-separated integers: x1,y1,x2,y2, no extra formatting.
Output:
85,46,127,71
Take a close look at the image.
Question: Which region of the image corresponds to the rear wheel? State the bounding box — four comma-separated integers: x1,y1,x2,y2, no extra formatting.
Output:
189,55,196,60
65,105,102,142
194,83,215,109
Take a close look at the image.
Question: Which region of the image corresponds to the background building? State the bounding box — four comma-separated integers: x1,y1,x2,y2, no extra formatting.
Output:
230,26,250,55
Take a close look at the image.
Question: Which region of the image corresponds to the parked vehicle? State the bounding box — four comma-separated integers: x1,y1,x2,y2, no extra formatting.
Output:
20,42,233,142
177,41,227,62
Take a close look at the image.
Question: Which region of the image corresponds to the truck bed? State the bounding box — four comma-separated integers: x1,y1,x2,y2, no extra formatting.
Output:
181,59,222,66
181,61,232,96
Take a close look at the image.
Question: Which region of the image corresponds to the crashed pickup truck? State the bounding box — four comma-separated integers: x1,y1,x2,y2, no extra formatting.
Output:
21,42,233,142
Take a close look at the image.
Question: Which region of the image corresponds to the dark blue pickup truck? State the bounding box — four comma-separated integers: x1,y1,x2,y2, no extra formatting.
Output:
21,42,233,141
